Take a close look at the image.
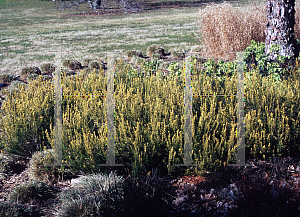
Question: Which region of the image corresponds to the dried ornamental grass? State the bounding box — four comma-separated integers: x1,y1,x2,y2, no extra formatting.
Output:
40,63,55,74
28,149,61,185
146,44,159,58
197,1,269,62
21,66,41,76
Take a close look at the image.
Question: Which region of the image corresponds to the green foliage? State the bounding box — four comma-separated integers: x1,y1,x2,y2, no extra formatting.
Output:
243,39,300,82
1,41,300,179
0,75,54,157
142,59,159,77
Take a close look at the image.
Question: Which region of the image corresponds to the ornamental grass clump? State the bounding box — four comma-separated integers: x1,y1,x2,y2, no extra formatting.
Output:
89,61,100,69
126,50,143,59
28,149,61,185
197,1,300,63
55,171,125,217
62,60,81,70
8,180,57,205
0,202,35,217
40,63,55,74
21,66,41,76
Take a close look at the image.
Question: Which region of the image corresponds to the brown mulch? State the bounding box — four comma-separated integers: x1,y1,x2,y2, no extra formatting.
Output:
1,154,300,216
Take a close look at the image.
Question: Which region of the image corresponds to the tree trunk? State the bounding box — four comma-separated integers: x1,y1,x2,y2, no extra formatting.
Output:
265,0,299,62
88,0,101,9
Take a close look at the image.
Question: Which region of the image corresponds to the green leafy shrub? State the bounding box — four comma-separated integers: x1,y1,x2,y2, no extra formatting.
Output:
8,180,57,204
28,149,61,184
141,59,159,77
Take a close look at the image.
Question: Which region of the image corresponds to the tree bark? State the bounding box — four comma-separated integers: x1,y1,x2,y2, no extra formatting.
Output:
265,0,300,62
88,0,101,9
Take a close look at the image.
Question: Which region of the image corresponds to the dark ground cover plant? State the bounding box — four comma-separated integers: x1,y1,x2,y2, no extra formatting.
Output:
0,201,38,217
181,155,300,217
114,168,200,217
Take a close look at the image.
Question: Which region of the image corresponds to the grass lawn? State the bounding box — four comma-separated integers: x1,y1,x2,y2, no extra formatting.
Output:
0,0,272,77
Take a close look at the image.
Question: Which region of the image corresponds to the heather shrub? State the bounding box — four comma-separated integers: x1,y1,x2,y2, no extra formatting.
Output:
0,75,54,157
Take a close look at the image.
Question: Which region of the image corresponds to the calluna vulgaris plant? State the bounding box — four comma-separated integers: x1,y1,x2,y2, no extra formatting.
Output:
0,39,300,180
